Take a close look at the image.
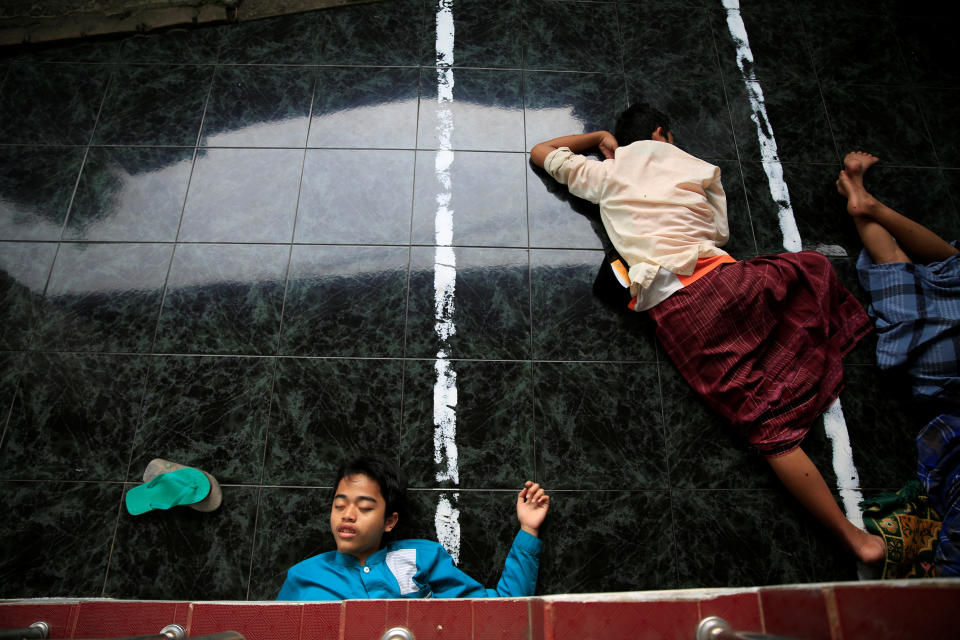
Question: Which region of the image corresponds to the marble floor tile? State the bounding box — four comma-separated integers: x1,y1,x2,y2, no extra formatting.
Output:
836,363,921,490
296,149,415,244
218,12,320,64
534,361,667,490
131,355,274,484
620,2,718,81
626,70,738,162
314,0,424,66
0,481,123,598
537,490,678,594
411,151,527,247
725,75,838,164
420,0,522,68
37,242,173,353
417,68,525,152
200,65,315,148
280,244,410,358
14,38,119,63
916,88,960,168
523,0,621,73
249,486,334,600
154,243,289,355
530,249,658,362
64,146,194,242
308,66,420,150
821,82,937,167
0,353,149,481
405,247,530,360
895,16,960,89
526,163,605,251
401,359,533,489
0,351,24,432
264,357,404,486
672,488,814,588
179,148,303,243
660,363,779,490
523,71,628,155
710,2,814,85
119,28,223,64
802,10,907,86
0,145,86,241
105,484,259,600
0,63,111,145
943,169,960,217
92,64,214,146
0,242,57,350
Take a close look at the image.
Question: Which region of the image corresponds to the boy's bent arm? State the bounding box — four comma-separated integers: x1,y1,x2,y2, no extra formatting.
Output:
492,530,543,597
530,130,618,168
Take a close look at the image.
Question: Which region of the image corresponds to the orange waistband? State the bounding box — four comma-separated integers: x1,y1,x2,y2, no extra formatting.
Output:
676,254,738,286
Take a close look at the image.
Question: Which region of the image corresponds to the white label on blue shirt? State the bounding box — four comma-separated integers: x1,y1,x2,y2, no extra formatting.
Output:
385,548,419,595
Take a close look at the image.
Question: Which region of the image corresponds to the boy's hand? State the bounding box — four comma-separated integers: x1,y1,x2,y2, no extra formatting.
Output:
598,131,619,159
517,481,550,537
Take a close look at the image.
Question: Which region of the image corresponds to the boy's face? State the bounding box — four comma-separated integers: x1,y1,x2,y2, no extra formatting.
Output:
330,473,398,564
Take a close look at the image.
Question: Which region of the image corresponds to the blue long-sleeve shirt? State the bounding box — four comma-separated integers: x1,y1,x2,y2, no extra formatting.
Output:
276,530,542,600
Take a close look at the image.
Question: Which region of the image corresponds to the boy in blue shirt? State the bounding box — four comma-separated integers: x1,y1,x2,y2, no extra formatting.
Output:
277,456,550,600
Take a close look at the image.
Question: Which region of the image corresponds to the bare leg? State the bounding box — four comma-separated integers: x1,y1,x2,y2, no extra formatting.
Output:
767,448,885,564
839,151,958,264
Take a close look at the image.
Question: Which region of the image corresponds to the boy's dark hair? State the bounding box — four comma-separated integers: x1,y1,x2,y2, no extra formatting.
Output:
332,455,409,541
614,102,671,147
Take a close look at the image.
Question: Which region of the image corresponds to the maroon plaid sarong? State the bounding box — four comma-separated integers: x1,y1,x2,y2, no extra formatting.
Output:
648,251,872,456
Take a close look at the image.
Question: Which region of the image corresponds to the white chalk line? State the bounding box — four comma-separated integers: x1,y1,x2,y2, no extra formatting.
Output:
722,1,864,529
433,0,460,563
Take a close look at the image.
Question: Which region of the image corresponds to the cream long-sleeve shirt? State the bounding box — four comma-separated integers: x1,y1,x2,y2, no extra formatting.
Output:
544,140,730,300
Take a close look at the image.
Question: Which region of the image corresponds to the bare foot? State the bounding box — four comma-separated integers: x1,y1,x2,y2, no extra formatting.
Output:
837,168,879,217
852,530,886,565
843,150,879,182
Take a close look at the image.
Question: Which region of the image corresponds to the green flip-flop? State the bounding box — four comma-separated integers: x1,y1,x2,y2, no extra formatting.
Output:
125,467,211,516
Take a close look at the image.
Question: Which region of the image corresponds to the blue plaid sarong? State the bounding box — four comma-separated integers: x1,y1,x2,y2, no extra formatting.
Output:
857,244,960,400
917,413,960,576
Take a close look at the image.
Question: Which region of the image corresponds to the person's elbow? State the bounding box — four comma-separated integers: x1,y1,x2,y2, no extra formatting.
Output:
530,143,553,169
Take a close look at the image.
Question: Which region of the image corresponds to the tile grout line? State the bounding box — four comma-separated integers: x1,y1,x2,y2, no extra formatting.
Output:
519,0,538,483
241,53,324,604
146,63,218,355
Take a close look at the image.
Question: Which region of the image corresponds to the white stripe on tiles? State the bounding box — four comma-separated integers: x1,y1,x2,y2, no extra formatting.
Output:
823,400,865,530
433,0,461,564
722,0,802,252
721,0,865,529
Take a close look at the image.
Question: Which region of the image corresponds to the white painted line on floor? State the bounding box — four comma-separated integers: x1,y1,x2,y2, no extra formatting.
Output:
433,0,461,563
823,399,865,529
722,0,801,252
721,0,864,527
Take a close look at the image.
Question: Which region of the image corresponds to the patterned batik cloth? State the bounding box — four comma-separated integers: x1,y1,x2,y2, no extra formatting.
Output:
917,413,960,577
647,251,872,456
862,481,941,579
856,243,960,401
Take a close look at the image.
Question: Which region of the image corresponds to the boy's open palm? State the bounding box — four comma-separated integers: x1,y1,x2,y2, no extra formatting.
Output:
517,481,550,537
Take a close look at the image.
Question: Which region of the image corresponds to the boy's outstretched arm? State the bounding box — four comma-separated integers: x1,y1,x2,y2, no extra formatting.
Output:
530,131,618,168
517,480,550,537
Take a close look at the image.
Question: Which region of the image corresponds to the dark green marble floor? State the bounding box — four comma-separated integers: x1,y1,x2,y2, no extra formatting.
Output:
1,0,957,600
